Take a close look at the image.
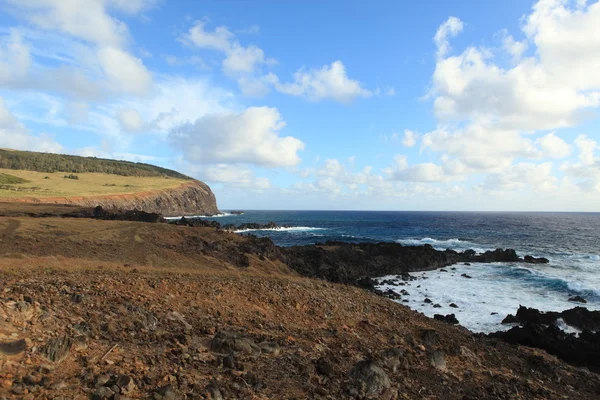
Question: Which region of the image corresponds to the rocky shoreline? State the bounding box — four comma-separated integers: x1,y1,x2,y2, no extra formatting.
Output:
1,208,599,399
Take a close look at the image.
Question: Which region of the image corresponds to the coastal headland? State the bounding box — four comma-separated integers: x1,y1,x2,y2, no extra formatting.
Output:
1,204,599,399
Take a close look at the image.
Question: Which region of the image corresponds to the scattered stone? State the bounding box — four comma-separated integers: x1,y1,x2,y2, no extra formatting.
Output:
461,274,472,279
433,303,442,308
316,357,333,377
41,336,72,362
259,341,280,356
430,350,447,371
92,386,115,400
0,339,26,359
205,383,223,400
222,354,235,369
116,375,136,395
379,348,405,372
209,331,260,355
449,303,458,308
420,329,440,347
348,360,391,397
95,374,111,388
424,298,432,304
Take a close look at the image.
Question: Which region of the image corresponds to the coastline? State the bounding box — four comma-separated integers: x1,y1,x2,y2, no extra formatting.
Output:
1,206,599,399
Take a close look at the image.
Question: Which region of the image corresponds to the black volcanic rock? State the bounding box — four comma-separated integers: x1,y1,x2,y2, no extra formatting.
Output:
500,305,600,332
434,314,459,325
524,255,550,264
568,295,587,304
490,324,600,369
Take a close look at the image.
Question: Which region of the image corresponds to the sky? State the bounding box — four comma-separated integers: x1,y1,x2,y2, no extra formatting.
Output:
0,0,599,211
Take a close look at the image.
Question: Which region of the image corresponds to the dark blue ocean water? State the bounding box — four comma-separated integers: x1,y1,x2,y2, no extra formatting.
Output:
188,210,600,332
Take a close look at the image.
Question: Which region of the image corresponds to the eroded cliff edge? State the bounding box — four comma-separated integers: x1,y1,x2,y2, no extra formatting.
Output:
6,180,220,217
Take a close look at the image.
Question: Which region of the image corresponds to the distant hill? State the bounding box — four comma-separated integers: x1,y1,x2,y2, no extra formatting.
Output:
0,148,190,179
0,149,220,216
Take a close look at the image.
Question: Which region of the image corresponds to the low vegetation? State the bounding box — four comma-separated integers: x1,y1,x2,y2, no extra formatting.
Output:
0,148,190,179
0,168,189,199
0,173,29,185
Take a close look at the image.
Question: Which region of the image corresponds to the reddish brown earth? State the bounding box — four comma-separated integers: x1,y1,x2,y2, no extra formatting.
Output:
0,211,599,399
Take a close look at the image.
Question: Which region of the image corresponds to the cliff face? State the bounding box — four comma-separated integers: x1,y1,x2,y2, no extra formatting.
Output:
6,180,220,217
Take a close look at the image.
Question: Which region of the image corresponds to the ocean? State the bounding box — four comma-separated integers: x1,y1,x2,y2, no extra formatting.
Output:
194,210,600,333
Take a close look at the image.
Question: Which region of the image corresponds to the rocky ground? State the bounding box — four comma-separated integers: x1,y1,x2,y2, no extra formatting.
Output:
1,212,599,399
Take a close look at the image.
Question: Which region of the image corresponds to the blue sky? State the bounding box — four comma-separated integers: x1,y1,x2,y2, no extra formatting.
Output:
0,0,599,211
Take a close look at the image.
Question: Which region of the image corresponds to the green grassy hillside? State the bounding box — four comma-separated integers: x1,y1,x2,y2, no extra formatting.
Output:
0,148,189,179
0,149,193,199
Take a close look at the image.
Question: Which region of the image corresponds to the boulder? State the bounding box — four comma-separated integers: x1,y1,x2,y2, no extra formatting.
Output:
434,314,459,325
348,360,391,397
568,296,587,304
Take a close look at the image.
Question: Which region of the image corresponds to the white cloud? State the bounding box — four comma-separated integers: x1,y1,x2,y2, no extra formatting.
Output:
223,44,268,75
434,16,464,58
272,61,372,103
402,129,419,147
105,0,158,14
0,96,62,152
0,30,32,86
388,160,446,182
432,2,600,131
184,21,233,52
97,46,152,96
117,108,143,133
560,135,600,183
502,32,528,61
4,0,129,46
181,21,272,75
422,121,539,173
193,163,271,190
535,132,571,158
478,162,556,192
169,106,304,168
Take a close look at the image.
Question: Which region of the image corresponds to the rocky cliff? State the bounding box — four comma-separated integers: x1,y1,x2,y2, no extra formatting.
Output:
7,180,220,217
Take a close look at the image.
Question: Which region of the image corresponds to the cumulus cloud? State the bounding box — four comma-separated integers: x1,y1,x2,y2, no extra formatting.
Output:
0,96,62,152
181,21,272,75
402,129,419,147
502,32,528,62
432,1,600,131
535,132,571,158
389,162,446,182
271,61,372,103
434,16,464,58
0,30,32,86
169,107,304,168
97,46,152,96
419,1,600,196
478,162,556,192
421,121,538,173
187,163,271,190
4,0,129,46
117,108,143,133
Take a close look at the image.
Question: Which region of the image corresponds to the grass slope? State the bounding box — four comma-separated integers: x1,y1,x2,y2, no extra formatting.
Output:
0,168,190,199
0,148,189,178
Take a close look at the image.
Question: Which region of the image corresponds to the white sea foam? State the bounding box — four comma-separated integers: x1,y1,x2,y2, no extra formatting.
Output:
375,262,600,334
234,226,326,233
396,237,488,253
164,213,235,220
